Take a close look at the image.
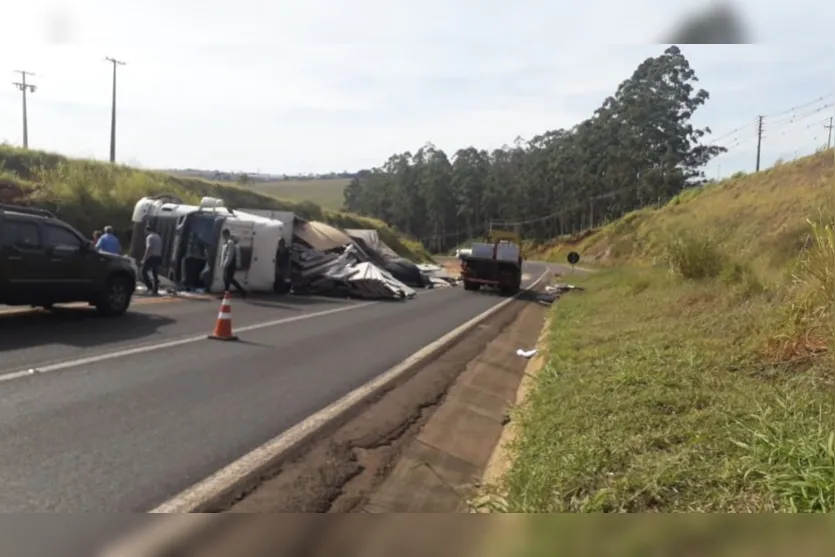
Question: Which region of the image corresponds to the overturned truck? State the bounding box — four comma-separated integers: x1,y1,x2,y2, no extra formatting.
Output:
129,196,424,301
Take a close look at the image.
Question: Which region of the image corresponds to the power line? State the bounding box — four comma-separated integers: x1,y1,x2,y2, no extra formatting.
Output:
708,93,834,172
705,119,757,146
12,70,37,149
764,93,834,119
105,57,126,163
764,101,835,129
710,93,834,145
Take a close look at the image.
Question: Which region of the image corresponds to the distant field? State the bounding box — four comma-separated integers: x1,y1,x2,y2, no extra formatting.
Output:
251,178,351,211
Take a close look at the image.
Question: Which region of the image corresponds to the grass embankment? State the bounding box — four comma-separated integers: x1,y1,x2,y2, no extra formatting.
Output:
531,152,834,273
251,177,351,211
494,150,835,513
0,146,430,262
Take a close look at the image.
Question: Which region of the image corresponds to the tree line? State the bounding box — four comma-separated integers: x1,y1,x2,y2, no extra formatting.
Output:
342,46,726,253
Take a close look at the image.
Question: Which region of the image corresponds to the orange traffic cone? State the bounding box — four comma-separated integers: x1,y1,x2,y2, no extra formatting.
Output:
208,291,239,341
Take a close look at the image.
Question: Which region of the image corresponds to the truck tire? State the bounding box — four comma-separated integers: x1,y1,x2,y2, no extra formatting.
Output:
499,283,520,296
95,275,134,317
463,280,480,291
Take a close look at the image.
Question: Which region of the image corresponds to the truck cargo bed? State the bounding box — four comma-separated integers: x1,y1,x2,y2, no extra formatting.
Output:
460,256,522,296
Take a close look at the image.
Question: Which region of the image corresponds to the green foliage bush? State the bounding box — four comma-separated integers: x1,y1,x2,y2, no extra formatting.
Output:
663,230,725,280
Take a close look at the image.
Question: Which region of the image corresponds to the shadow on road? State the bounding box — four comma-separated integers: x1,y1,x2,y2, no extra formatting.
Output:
460,281,549,305
0,306,176,352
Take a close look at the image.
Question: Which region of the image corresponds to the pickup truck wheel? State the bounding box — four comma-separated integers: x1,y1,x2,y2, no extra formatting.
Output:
95,276,133,317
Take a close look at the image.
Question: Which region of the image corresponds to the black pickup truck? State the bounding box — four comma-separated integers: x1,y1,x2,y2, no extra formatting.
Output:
0,203,138,316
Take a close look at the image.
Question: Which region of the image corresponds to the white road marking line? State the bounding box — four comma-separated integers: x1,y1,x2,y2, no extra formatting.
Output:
0,286,450,385
0,302,375,384
148,269,548,513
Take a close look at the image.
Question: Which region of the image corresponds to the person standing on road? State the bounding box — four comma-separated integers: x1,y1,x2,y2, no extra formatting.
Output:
274,237,291,294
95,225,122,254
220,228,246,298
141,226,163,295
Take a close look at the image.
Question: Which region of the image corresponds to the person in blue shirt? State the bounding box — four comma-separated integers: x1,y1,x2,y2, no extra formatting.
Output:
95,225,122,255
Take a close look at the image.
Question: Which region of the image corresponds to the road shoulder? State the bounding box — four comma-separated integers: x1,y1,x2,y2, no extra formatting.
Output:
361,302,547,512
217,294,548,514
474,314,551,510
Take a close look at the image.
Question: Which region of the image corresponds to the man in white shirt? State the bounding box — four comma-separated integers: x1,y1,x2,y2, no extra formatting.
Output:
141,226,163,295
220,228,246,298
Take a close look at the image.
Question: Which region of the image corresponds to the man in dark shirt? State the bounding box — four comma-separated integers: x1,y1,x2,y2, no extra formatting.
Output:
274,238,291,294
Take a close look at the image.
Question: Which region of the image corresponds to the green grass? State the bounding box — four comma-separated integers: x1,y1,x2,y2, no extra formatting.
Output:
530,150,834,275
489,151,835,514
494,265,833,513
250,178,351,211
0,145,431,262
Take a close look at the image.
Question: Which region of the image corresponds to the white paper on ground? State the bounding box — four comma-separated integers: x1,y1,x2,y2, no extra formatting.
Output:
516,348,538,359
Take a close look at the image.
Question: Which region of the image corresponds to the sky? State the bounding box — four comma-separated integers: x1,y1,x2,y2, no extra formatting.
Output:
0,1,833,179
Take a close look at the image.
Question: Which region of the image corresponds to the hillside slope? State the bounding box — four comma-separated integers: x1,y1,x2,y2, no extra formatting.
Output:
535,150,834,274
0,146,429,262
492,151,834,514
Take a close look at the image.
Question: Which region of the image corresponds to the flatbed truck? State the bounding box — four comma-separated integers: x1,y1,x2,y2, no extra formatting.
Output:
459,239,523,296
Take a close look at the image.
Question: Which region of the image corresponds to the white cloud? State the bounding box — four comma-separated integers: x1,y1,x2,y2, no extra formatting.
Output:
0,1,832,175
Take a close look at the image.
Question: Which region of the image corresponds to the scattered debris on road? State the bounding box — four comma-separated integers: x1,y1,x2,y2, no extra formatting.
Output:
417,263,462,288
536,283,584,305
516,348,537,359
290,243,417,300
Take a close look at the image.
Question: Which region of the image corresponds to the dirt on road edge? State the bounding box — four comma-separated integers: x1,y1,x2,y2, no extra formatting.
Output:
220,291,547,514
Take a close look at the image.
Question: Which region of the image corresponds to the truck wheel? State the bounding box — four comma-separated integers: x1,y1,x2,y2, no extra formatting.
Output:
463,281,480,291
500,284,520,296
95,276,133,317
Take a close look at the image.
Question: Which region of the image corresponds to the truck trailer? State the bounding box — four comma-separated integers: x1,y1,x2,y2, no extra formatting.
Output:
460,240,523,296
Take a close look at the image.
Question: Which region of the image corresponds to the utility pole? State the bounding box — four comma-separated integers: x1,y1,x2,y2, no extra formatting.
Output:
12,70,37,149
825,116,833,150
755,115,763,172
105,57,126,163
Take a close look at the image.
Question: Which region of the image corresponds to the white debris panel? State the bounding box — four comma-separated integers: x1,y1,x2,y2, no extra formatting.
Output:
290,243,416,300
416,263,460,288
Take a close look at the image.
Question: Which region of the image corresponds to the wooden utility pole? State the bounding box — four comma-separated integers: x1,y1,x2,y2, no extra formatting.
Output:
825,116,833,150
12,70,36,149
755,115,763,172
105,57,126,163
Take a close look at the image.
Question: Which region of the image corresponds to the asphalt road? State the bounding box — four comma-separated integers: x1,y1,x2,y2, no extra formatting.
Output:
0,262,550,522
